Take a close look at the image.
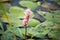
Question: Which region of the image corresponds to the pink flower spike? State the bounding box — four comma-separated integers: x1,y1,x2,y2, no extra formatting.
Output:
23,8,32,27
23,15,30,27
24,8,32,16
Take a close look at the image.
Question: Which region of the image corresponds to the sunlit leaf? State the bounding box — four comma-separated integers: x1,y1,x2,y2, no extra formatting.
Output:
8,7,25,27
19,1,37,10
9,7,25,18
28,19,40,27
7,15,23,27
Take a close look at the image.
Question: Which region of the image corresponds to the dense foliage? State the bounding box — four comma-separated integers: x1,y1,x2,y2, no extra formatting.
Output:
0,0,60,40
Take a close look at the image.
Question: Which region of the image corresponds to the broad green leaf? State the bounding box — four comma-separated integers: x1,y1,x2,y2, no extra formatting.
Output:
11,20,23,27
7,15,23,27
28,27,50,38
40,21,54,27
27,21,53,38
9,7,25,18
8,7,25,27
28,19,40,27
19,1,37,10
7,27,24,38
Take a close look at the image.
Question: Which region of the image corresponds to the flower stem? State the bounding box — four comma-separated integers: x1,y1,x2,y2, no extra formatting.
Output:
24,26,27,40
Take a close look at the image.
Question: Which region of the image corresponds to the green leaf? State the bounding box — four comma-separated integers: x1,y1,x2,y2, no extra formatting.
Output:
27,21,53,38
28,27,50,38
48,27,60,40
53,11,60,15
37,11,53,21
40,21,54,27
7,27,24,38
9,6,34,18
28,19,40,27
52,11,60,23
1,31,14,40
19,1,37,10
9,7,25,18
7,15,23,27
8,7,25,27
37,11,60,24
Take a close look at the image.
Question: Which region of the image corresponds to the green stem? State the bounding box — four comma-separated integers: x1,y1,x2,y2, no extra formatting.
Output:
24,26,27,40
